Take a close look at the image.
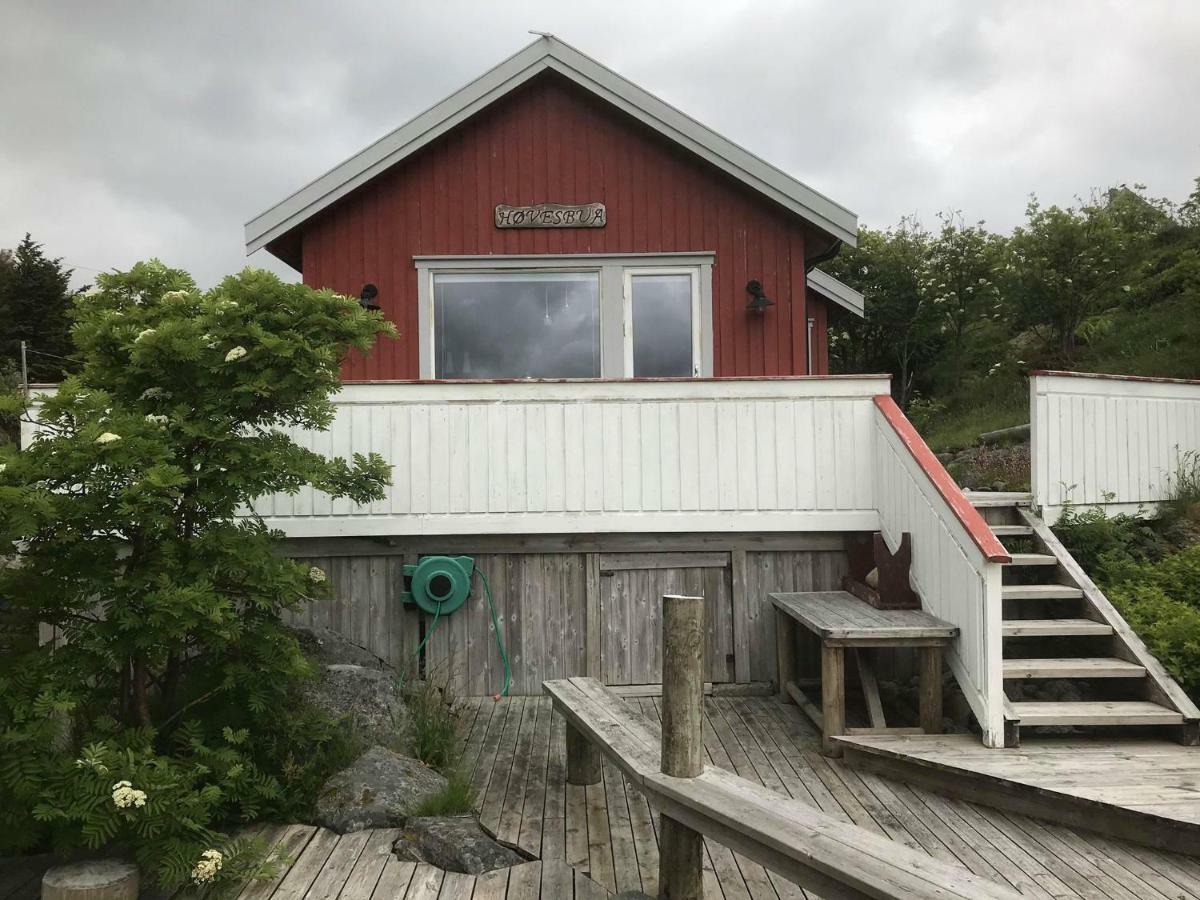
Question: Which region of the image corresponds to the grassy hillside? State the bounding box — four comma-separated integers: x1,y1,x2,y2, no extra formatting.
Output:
921,293,1200,452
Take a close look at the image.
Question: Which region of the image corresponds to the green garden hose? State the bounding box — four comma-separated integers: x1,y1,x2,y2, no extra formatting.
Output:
405,566,511,699
475,567,512,698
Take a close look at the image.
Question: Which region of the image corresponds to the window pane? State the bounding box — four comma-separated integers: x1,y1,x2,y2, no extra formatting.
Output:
434,272,600,379
631,274,694,377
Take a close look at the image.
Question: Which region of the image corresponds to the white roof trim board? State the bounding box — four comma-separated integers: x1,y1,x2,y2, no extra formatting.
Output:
807,268,865,318
245,35,858,257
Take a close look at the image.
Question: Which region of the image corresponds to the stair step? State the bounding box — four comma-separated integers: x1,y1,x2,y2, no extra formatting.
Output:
1002,657,1146,679
1009,701,1184,726
964,491,1034,508
1002,619,1115,638
1004,553,1058,567
1002,584,1084,600
992,524,1034,536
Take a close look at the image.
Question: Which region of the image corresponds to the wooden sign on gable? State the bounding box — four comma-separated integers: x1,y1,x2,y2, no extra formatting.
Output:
495,202,606,228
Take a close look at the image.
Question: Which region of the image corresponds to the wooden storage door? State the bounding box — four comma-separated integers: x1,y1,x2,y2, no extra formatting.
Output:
598,552,735,685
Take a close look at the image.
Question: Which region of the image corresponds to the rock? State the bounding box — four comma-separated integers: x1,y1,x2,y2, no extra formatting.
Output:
392,817,525,874
292,625,389,670
315,746,447,833
43,860,139,900
303,664,409,750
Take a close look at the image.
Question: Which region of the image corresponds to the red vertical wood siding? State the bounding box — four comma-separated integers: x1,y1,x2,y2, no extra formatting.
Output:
297,73,828,379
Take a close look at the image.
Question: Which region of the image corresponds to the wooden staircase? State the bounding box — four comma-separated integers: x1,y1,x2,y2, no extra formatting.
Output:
964,491,1200,746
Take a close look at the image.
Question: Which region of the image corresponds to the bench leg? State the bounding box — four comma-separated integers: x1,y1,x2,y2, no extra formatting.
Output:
565,721,601,786
821,644,845,756
919,647,943,734
659,815,703,900
775,609,797,702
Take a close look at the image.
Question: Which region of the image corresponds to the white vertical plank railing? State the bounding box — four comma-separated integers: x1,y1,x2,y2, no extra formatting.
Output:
246,378,889,537
873,396,1010,747
1031,371,1200,522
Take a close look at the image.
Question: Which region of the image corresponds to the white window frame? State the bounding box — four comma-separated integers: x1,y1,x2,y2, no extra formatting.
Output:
622,266,703,378
415,253,714,380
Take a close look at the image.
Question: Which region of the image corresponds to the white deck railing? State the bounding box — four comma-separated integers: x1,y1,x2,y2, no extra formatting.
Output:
253,377,888,536
1031,371,1200,522
872,396,1009,748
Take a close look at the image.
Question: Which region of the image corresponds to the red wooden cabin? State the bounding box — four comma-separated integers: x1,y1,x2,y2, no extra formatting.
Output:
246,34,864,383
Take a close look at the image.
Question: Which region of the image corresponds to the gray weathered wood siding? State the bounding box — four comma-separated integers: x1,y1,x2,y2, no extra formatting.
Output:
284,538,848,695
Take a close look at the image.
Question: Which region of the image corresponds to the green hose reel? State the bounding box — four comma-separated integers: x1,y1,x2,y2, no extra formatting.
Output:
402,555,475,615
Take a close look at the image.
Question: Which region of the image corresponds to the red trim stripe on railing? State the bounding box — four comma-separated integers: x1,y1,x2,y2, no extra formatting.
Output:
873,395,1011,563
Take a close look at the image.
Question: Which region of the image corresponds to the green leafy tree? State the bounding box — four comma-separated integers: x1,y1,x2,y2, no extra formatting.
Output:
828,218,940,407
0,234,78,382
1006,195,1127,358
921,212,1005,391
0,262,394,890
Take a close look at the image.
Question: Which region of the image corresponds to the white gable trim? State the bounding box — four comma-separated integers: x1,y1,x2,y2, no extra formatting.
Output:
244,35,858,257
807,268,865,318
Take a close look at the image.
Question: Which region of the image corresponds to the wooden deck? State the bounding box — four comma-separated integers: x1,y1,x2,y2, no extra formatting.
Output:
838,732,1200,856
7,697,1200,899
459,694,1200,899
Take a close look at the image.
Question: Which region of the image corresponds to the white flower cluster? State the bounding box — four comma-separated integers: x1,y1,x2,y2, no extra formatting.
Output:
135,328,156,342
139,387,166,400
111,780,147,809
214,299,239,312
0,463,6,474
96,432,121,445
225,346,248,362
309,566,326,584
191,849,223,884
162,290,189,301
145,414,169,427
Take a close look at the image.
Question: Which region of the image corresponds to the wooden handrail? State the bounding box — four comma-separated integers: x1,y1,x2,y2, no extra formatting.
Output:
873,395,1010,563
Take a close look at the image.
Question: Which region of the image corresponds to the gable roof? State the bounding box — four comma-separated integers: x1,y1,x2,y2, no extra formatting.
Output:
807,268,865,318
245,35,858,259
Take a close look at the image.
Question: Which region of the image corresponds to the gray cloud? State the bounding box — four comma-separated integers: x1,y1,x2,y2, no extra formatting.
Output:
1,0,1197,293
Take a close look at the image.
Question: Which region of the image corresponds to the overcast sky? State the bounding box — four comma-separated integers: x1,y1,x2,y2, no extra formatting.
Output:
2,1,1198,290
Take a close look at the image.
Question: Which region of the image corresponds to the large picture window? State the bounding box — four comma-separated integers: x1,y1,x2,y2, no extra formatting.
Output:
417,254,713,380
433,272,600,379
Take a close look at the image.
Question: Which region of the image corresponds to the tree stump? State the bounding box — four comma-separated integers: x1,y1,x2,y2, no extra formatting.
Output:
42,860,139,900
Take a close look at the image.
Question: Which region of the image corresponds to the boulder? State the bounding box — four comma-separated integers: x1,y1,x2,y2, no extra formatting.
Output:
303,664,409,750
292,625,389,670
315,746,447,834
392,816,525,874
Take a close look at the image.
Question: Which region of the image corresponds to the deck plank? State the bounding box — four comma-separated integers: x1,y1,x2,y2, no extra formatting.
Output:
403,863,444,900
372,859,417,899
271,827,339,899
339,828,400,900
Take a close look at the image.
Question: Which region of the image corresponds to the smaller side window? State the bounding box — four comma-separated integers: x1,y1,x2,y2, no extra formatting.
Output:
623,269,701,377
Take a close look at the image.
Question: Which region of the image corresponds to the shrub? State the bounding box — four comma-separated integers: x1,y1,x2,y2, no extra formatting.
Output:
1101,546,1200,700
1053,505,1166,573
0,262,393,892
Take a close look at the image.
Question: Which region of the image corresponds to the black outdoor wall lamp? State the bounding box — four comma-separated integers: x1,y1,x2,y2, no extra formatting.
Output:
745,279,774,313
359,283,381,311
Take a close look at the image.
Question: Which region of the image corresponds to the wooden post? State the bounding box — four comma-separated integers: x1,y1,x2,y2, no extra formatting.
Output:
565,720,601,785
918,646,943,734
659,594,705,900
43,860,139,900
775,608,796,702
820,644,845,756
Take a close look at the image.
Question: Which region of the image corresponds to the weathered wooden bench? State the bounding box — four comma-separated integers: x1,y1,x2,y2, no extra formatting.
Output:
543,675,1020,900
771,591,958,755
